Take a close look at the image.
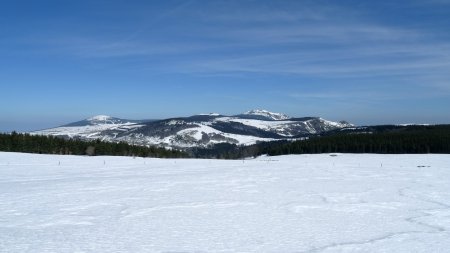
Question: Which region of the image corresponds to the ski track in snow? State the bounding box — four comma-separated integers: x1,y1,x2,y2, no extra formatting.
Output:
0,152,450,252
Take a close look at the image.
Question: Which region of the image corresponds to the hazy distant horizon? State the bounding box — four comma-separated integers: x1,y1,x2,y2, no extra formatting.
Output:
1,1,449,132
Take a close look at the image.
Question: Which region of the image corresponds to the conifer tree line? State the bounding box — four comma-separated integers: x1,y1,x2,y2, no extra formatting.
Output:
192,125,450,158
266,131,448,156
0,132,188,158
265,125,450,156
1,125,449,159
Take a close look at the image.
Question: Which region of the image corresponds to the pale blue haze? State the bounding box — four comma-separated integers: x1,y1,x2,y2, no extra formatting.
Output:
1,0,450,131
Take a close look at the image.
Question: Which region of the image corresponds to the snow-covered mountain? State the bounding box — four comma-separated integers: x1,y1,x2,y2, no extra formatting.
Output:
33,115,148,140
236,109,291,121
32,110,353,149
63,115,145,127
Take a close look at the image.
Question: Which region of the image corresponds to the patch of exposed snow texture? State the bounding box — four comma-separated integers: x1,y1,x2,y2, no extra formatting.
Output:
244,109,291,120
1,152,450,252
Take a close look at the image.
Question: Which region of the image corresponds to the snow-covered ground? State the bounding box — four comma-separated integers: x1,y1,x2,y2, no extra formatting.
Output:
1,152,450,252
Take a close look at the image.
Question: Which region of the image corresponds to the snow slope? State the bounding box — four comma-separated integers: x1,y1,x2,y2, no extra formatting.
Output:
1,152,450,252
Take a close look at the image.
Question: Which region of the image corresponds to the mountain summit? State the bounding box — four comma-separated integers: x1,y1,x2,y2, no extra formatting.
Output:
63,115,137,127
87,115,114,122
238,109,291,121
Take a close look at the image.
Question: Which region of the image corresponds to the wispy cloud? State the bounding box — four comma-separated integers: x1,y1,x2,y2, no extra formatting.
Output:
8,0,450,94
32,36,214,58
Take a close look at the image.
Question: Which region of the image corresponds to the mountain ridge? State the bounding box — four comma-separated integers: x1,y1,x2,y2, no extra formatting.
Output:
32,110,353,149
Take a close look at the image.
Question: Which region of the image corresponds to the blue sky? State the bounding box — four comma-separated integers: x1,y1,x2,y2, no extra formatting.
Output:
1,0,450,131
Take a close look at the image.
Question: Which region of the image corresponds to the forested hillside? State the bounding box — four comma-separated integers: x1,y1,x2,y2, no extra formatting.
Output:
2,125,450,159
191,125,450,158
266,125,450,156
0,132,188,158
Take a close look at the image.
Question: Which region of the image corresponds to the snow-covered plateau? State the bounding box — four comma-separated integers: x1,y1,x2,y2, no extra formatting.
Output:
1,152,450,252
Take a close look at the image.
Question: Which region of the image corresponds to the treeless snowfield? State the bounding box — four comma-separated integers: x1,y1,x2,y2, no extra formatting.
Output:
1,152,450,252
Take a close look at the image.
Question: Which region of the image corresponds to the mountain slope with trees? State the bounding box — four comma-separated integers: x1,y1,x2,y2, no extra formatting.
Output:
190,125,450,158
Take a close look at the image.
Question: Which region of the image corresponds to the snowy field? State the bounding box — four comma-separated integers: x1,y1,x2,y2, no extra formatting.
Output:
1,152,450,252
